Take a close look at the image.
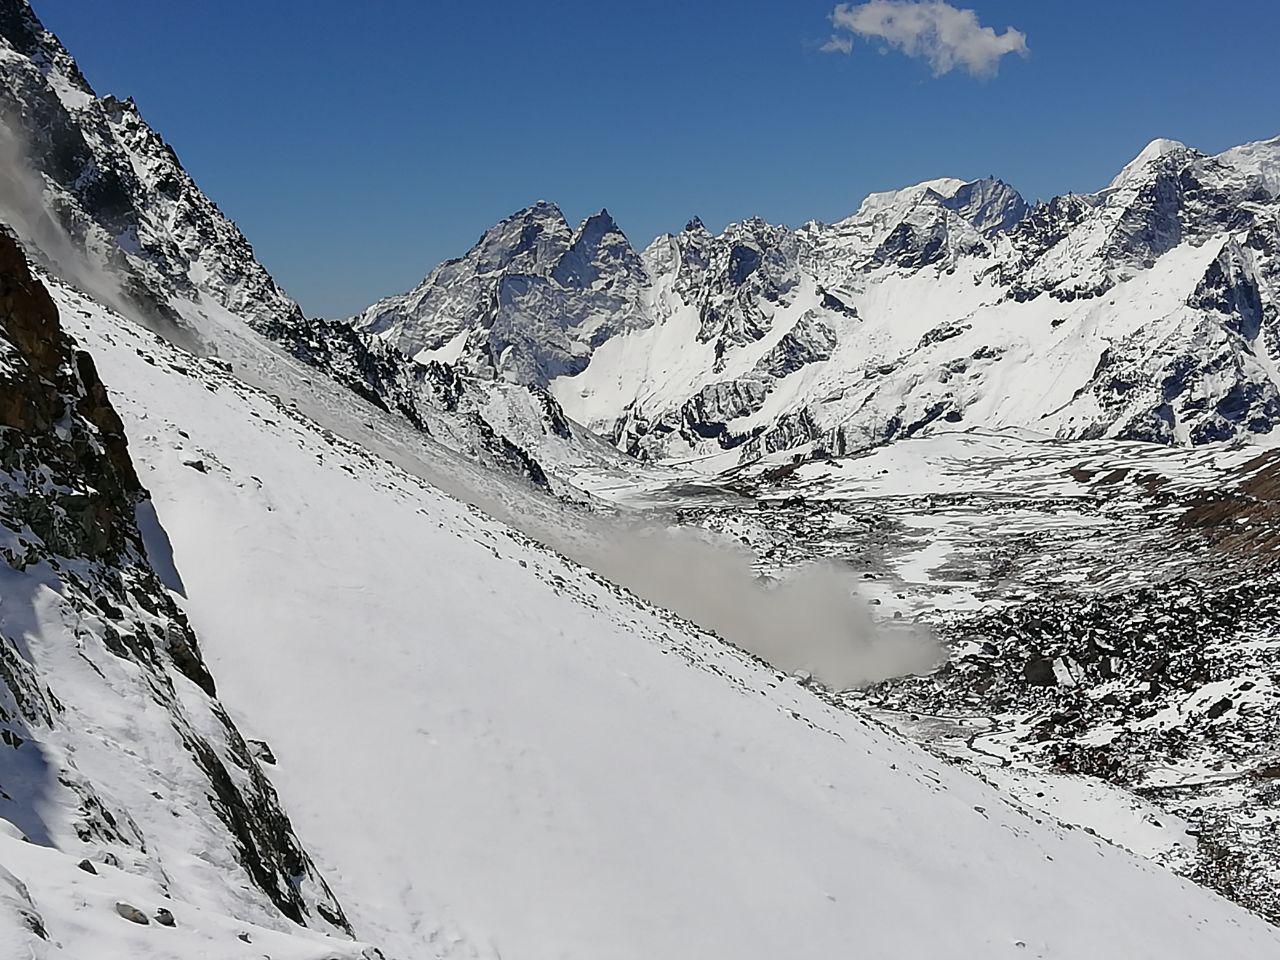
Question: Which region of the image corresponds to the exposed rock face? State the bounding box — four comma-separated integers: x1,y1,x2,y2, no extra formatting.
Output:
0,0,299,338
352,139,1280,469
940,177,1030,236
0,227,141,560
354,202,651,385
0,228,352,937
683,219,804,348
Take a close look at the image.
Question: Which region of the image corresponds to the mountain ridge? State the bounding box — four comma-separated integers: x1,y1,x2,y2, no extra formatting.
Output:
347,134,1280,468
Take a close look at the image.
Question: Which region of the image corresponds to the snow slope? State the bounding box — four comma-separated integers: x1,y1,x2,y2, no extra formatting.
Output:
54,282,1280,959
0,232,364,960
1220,136,1280,197
0,828,369,960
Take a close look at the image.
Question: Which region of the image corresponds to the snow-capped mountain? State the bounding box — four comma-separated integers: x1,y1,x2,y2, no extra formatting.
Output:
7,0,1280,955
354,135,1280,467
354,201,652,385
0,0,296,338
0,1,604,497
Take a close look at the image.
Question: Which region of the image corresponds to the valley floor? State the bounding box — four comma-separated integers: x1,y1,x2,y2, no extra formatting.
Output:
608,430,1280,923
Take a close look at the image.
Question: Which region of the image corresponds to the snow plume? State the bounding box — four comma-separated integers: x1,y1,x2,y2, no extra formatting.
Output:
0,122,204,353
470,485,939,689
0,125,118,304
292,403,935,688
572,522,940,689
204,317,939,692
823,1,1028,78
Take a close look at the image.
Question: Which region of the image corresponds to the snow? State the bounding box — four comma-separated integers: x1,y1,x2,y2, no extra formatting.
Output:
1219,135,1280,197
1108,138,1190,190
837,177,967,227
0,508,335,938
41,68,92,111
41,282,1280,959
412,326,470,365
980,767,1196,867
0,832,370,960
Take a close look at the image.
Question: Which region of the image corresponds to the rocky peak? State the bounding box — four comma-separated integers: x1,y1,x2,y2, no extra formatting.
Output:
684,218,803,346
1103,148,1269,271
0,1,302,340
940,176,1029,235
551,208,645,289
821,176,1001,269
1109,138,1193,191
469,200,573,276
576,207,620,238
0,0,92,106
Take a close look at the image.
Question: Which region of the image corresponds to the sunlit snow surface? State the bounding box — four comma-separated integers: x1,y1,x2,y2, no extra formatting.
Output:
28,282,1280,959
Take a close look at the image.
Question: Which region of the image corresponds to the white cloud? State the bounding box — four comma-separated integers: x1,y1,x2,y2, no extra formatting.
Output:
823,1,1028,78
820,34,854,55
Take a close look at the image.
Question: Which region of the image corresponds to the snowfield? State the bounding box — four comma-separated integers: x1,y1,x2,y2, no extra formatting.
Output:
41,284,1280,959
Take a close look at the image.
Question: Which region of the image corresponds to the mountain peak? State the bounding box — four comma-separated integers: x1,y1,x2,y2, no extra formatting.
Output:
1138,137,1189,157
1109,138,1191,190
552,209,642,290
517,199,567,221
580,208,620,233
838,178,966,228
466,200,572,272
0,0,95,108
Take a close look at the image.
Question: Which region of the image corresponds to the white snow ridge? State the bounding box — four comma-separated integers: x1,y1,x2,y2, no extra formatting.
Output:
2,1,1280,958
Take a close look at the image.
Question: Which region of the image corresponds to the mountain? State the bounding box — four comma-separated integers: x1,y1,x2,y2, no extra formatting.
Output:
353,138,1280,468
6,0,1280,955
0,228,373,958
0,4,606,498
0,0,297,339
1218,135,1280,197
354,201,652,385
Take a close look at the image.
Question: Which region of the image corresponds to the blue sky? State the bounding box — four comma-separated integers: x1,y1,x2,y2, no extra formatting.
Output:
35,0,1280,317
